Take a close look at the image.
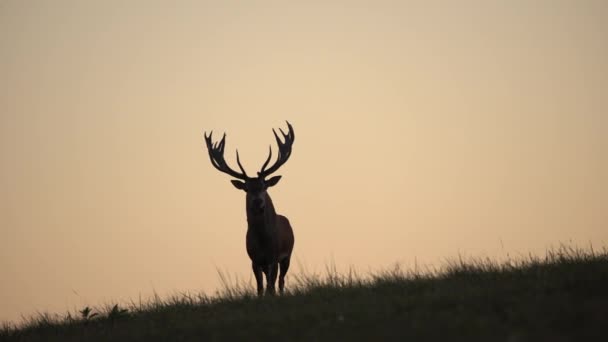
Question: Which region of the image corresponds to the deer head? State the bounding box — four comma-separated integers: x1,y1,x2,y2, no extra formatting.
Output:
203,121,295,214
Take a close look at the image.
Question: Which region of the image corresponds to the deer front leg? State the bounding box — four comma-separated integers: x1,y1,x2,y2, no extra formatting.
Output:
265,263,279,296
252,263,264,296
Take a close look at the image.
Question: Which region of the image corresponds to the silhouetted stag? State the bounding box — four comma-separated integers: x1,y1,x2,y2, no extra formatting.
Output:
204,122,295,296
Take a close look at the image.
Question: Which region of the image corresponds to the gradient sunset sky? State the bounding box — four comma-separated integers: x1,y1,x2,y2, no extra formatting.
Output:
1,0,607,322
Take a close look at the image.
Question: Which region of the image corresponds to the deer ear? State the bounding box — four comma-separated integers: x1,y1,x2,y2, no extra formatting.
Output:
265,175,282,187
231,180,247,191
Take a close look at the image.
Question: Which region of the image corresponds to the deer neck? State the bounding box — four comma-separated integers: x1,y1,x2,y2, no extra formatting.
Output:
246,193,277,236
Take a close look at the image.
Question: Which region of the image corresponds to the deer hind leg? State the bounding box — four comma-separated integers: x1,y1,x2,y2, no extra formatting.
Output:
265,263,279,296
278,257,291,294
252,263,264,297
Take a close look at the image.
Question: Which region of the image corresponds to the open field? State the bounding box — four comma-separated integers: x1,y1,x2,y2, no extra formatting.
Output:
1,246,606,341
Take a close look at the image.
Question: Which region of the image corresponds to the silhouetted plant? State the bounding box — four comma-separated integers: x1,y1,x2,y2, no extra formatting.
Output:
106,304,128,325
79,306,98,322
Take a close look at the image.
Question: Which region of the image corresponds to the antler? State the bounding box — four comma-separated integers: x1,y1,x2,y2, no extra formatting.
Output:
258,121,295,178
204,131,249,180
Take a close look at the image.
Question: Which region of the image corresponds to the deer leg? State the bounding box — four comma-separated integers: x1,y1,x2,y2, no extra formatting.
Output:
265,263,278,296
252,263,264,297
278,257,290,294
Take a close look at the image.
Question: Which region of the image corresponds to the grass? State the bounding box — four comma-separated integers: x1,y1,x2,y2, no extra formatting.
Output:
1,245,607,341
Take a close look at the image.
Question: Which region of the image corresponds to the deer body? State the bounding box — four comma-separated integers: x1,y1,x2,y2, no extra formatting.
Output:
245,193,294,295
204,122,295,295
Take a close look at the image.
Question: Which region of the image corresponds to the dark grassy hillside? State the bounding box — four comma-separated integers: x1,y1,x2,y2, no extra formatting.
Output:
2,246,607,342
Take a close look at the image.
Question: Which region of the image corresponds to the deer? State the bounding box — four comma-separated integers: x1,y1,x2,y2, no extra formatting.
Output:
203,121,295,296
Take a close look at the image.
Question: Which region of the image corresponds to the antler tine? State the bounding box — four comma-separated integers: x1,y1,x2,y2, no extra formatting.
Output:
259,145,273,176
259,121,295,178
235,150,248,177
204,131,248,180
286,121,295,140
278,127,290,140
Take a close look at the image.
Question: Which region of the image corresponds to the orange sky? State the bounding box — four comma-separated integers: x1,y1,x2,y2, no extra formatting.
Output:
1,0,607,323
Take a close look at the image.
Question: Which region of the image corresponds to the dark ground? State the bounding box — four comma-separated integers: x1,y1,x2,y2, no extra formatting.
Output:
2,246,606,342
